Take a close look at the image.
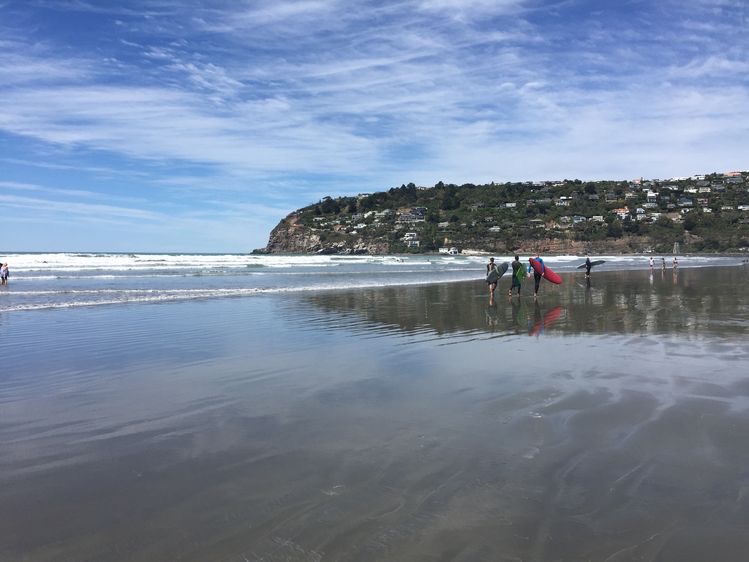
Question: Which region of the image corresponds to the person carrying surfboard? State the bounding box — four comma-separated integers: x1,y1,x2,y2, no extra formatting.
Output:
585,256,592,279
509,255,522,296
529,255,545,298
486,257,498,302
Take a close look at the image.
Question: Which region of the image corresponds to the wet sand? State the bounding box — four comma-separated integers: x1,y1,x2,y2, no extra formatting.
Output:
1,265,748,561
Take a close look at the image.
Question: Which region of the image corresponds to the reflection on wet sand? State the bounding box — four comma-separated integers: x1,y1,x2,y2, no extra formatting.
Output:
303,266,748,339
0,265,748,561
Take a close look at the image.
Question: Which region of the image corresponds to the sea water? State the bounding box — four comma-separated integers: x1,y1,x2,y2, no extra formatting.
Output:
0,252,743,312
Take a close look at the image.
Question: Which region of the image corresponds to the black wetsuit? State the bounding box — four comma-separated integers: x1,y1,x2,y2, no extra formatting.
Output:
510,260,522,293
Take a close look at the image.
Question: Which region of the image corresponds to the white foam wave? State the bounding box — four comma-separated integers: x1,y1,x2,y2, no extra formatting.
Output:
0,277,474,312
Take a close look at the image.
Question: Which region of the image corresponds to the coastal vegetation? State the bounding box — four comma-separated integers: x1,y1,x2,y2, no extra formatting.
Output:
261,173,749,254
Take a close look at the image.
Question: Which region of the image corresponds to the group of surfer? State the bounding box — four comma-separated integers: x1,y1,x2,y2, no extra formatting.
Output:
649,256,678,270
486,255,548,303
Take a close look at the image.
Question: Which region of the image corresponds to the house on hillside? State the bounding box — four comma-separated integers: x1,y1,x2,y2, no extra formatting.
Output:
397,211,424,224
677,197,694,207
529,219,545,229
401,232,420,248
612,206,630,220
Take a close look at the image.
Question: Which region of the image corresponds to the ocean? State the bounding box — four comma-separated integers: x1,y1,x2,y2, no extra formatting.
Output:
0,251,742,312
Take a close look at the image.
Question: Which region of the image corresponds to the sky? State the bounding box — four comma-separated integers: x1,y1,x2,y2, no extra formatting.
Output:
1,0,747,252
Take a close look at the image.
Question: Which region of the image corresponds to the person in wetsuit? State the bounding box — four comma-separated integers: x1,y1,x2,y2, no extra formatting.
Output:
509,255,522,296
529,255,545,298
486,257,498,303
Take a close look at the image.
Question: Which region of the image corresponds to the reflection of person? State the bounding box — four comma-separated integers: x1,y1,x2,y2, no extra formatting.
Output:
529,299,542,336
0,263,8,285
485,303,498,327
529,255,545,299
510,297,522,332
509,255,522,296
585,256,592,279
486,257,498,303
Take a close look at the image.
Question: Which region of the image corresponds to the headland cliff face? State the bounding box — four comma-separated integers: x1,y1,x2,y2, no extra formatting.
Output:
263,214,391,254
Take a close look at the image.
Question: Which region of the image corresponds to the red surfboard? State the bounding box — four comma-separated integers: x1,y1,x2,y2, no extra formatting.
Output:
529,258,562,285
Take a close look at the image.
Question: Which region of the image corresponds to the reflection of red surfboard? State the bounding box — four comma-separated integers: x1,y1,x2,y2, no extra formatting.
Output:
530,305,563,336
529,258,562,285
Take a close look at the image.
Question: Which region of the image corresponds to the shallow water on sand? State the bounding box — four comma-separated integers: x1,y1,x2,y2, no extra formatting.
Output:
1,266,748,561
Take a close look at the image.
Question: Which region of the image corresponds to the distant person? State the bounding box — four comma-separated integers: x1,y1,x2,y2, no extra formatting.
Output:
509,254,522,296
529,255,545,299
649,256,654,269
585,256,592,279
661,257,666,270
0,263,8,285
673,256,678,269
486,257,498,303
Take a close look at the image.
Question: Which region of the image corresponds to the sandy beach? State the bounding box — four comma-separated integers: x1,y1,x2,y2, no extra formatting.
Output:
1,264,748,561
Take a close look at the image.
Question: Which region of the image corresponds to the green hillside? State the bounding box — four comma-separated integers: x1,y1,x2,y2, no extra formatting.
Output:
262,174,749,255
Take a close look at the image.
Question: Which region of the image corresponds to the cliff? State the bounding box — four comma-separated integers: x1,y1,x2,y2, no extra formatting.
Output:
264,214,391,254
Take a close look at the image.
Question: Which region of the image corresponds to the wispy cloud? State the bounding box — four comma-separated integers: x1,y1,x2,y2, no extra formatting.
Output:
0,193,163,221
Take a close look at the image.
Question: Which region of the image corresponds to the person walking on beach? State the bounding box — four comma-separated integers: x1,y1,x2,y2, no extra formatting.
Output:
673,256,678,269
661,257,666,271
486,257,498,303
509,255,522,296
649,256,654,269
529,255,545,299
0,263,8,286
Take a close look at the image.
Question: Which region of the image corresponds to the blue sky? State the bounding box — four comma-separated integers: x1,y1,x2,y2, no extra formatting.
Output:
1,0,747,252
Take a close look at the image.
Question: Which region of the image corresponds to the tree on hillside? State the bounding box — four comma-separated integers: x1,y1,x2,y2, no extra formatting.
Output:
684,212,699,231
607,220,623,237
320,197,340,214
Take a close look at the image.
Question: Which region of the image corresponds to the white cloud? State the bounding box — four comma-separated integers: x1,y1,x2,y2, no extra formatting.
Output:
0,193,163,221
417,0,526,18
668,55,749,79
